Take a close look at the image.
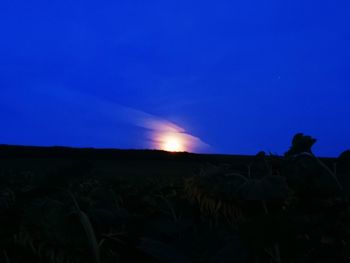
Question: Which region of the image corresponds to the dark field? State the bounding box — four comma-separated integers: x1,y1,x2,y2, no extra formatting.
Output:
1,135,350,263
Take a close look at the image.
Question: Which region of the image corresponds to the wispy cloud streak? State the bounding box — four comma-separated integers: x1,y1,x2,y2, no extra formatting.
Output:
4,86,209,152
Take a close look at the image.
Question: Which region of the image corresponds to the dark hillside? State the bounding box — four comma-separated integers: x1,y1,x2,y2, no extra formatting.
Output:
0,135,349,263
0,144,336,171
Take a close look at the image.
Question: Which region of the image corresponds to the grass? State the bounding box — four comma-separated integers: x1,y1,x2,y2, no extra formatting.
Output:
0,143,349,262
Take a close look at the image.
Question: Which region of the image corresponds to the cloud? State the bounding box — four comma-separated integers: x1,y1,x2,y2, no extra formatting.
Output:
2,86,209,152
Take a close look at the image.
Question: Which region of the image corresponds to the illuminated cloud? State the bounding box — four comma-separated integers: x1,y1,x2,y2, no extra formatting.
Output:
151,130,208,152
4,86,209,152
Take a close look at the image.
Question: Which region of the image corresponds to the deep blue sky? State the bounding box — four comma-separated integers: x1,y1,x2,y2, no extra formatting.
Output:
1,0,349,156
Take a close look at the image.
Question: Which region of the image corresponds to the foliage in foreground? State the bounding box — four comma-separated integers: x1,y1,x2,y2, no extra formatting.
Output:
0,133,350,263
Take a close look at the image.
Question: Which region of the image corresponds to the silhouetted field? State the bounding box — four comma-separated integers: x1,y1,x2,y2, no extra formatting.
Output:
1,134,350,263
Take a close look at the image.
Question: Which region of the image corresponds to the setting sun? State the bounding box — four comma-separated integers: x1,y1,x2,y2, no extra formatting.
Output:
162,136,184,152
151,127,207,153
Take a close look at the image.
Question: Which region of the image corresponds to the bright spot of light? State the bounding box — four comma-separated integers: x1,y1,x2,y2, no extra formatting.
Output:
152,132,190,152
148,121,210,153
162,136,184,152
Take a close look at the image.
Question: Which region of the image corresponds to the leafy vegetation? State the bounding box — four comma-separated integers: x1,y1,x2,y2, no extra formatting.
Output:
0,134,350,262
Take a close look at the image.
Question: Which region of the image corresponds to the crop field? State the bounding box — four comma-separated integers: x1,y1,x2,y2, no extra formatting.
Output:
0,141,350,263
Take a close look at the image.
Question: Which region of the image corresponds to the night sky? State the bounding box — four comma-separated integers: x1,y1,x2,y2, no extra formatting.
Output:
1,0,349,156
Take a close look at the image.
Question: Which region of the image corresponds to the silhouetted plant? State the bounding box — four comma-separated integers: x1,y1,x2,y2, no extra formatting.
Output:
284,133,317,157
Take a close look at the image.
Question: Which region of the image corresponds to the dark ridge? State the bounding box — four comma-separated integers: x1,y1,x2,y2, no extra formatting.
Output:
0,144,336,166
0,144,252,162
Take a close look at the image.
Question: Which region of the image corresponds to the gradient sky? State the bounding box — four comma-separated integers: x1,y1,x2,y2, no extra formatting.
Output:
1,0,349,157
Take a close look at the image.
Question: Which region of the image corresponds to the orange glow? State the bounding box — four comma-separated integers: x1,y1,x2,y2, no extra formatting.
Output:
162,136,184,152
149,123,209,153
152,132,189,152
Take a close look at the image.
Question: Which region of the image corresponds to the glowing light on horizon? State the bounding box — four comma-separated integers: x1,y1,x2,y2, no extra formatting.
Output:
145,119,209,153
162,135,185,152
152,131,192,152
19,87,209,152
